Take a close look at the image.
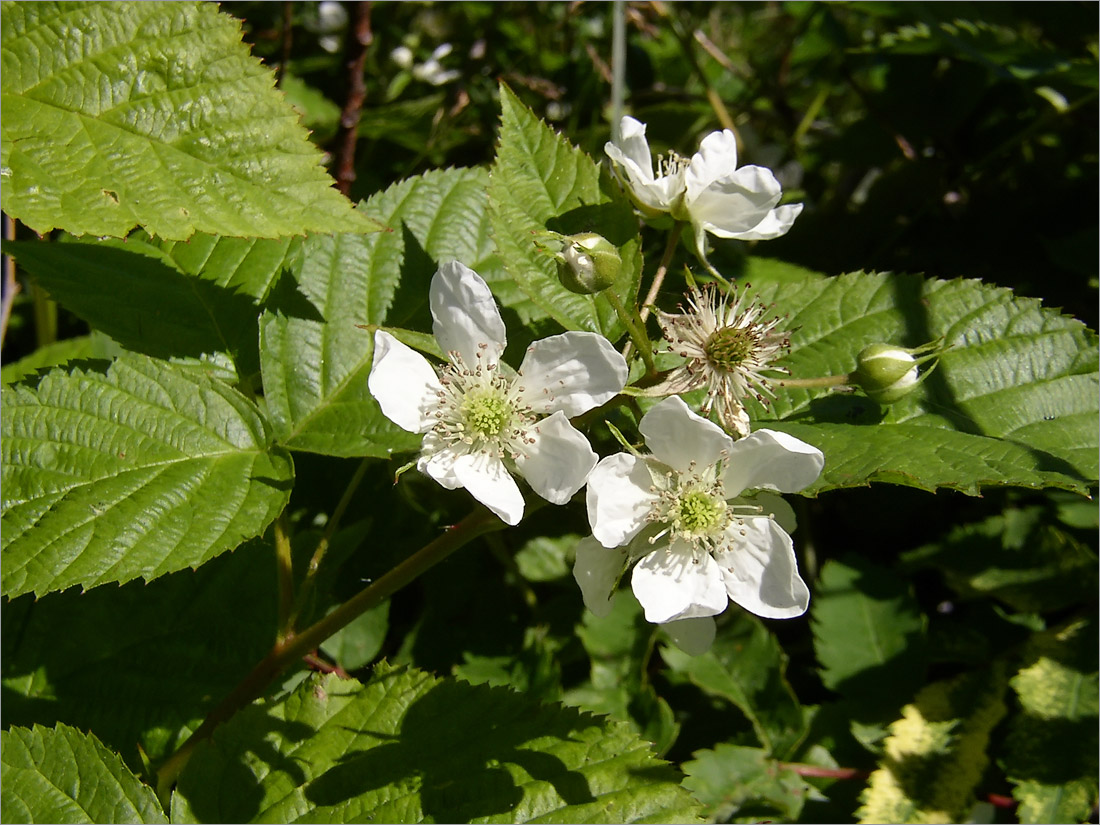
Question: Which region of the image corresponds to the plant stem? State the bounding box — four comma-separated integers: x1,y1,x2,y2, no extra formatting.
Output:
639,222,683,325
333,1,372,197
605,289,655,377
0,215,19,352
776,373,853,390
274,513,295,641
610,0,625,143
287,457,372,632
779,762,869,780
156,506,502,803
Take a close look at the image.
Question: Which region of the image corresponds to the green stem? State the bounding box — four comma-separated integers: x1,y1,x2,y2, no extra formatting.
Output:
606,289,655,377
287,458,372,632
638,222,684,324
31,281,57,349
274,514,295,641
155,506,503,803
610,0,625,142
776,373,853,390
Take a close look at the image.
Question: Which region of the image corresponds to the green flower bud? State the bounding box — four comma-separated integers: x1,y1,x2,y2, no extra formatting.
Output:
556,232,621,295
853,343,938,404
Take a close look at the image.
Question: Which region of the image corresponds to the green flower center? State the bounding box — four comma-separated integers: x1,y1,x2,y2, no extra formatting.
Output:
673,488,727,537
704,326,755,373
460,387,514,439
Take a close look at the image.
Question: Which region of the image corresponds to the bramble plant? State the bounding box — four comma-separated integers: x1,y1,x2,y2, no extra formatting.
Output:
1,3,1097,824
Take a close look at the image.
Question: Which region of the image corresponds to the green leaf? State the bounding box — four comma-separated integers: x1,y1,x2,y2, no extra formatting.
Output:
260,167,501,457
514,533,581,582
488,83,641,339
902,505,1098,612
1,724,167,824
0,330,121,385
660,613,806,759
811,557,927,715
681,744,811,823
1,353,293,598
172,665,701,824
0,1,376,240
742,262,1099,495
856,665,1008,824
318,602,389,673
2,538,278,770
4,238,262,378
1003,618,1099,824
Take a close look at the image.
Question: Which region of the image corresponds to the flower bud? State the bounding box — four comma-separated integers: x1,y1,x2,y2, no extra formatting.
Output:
853,343,924,404
556,232,621,295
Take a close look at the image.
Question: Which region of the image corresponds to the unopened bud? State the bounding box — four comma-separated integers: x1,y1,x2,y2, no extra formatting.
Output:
556,233,621,295
853,342,940,404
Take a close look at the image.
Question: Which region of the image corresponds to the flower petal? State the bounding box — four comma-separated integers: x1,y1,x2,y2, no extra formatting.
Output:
688,165,783,238
586,453,658,548
368,330,442,433
417,438,462,489
684,128,738,197
605,117,682,213
631,542,729,623
430,261,507,366
639,396,733,474
713,517,809,619
517,331,629,417
728,203,803,241
662,616,717,656
514,411,597,505
452,451,525,525
573,535,628,618
722,428,824,498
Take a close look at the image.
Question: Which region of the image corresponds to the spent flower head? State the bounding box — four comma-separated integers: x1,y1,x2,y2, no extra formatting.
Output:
573,396,823,653
652,284,790,438
369,261,629,525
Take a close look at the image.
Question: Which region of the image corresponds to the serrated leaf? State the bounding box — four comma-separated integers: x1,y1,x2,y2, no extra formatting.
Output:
857,666,1008,824
259,167,502,457
2,538,278,770
0,1,376,240
4,238,262,377
811,557,926,715
1,353,293,598
660,613,806,759
172,665,701,824
1,724,167,824
0,330,121,385
1003,619,1099,824
488,83,641,339
742,262,1099,495
681,744,810,824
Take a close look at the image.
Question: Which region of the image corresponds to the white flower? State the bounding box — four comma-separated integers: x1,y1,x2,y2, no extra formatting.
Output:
573,395,822,644
604,116,803,263
652,284,789,437
369,261,629,525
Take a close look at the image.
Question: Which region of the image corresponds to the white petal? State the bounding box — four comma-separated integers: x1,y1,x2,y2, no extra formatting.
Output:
722,428,824,498
517,332,628,417
605,117,681,213
514,411,597,505
713,517,809,619
368,331,442,433
418,439,462,489
586,453,659,548
662,616,716,656
631,543,729,623
688,165,782,238
684,128,739,197
607,116,655,183
639,396,732,474
430,261,507,366
452,451,525,525
727,203,803,241
572,535,628,618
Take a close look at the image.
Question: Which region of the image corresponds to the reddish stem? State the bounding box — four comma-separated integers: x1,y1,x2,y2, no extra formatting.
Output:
333,1,372,197
780,763,869,780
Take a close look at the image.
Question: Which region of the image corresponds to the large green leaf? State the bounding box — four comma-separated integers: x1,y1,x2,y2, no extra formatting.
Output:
1002,619,1099,824
0,330,121,385
172,665,701,824
1,724,167,824
2,538,278,770
0,1,376,240
681,744,811,823
811,557,927,715
3,238,262,377
488,83,641,340
1,354,293,598
260,168,501,456
660,613,806,759
741,260,1099,495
